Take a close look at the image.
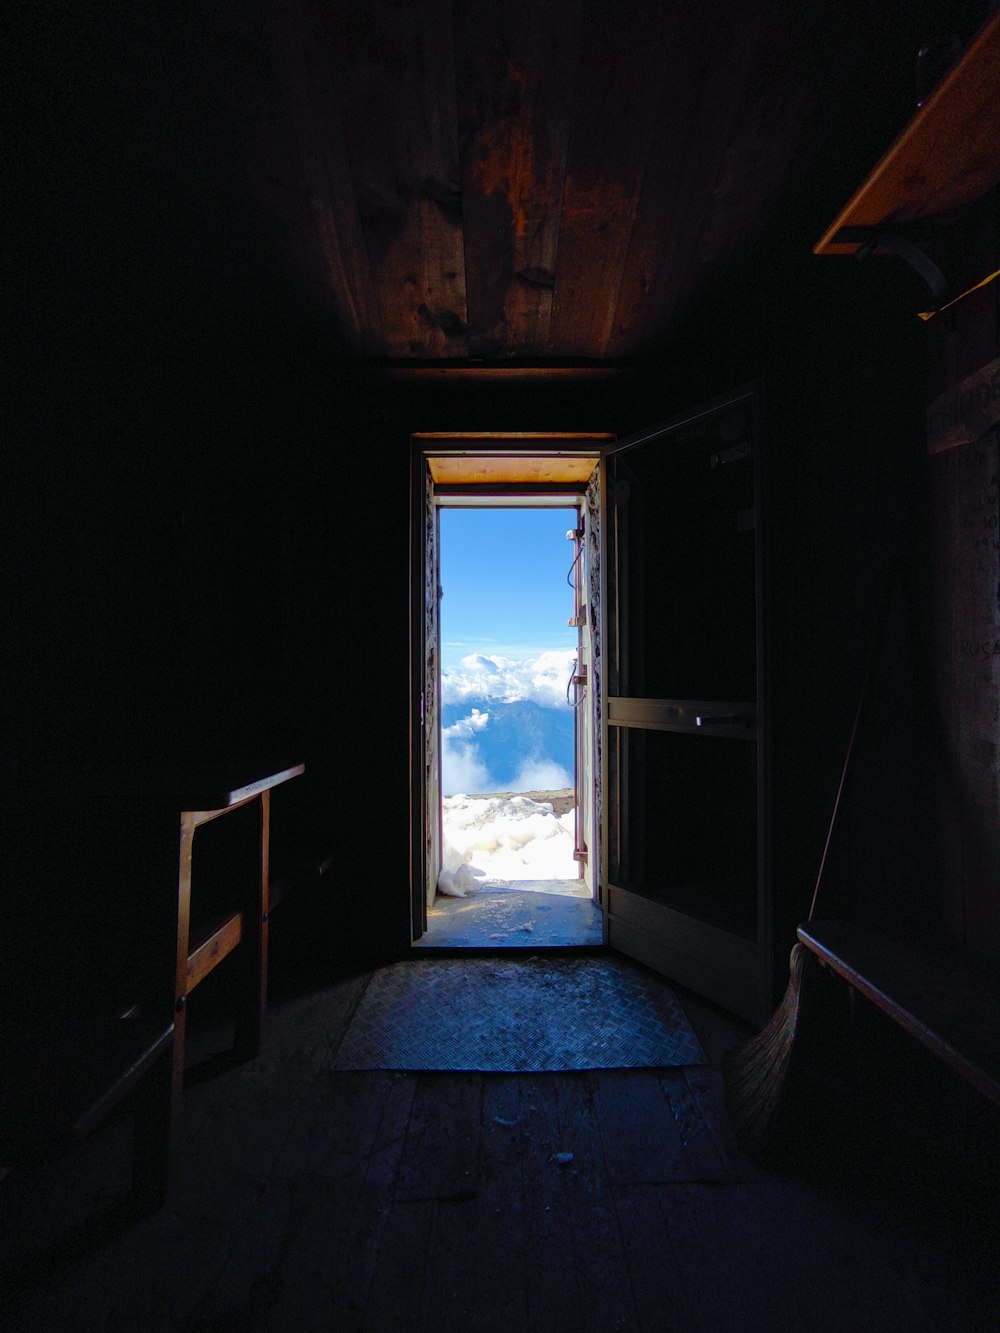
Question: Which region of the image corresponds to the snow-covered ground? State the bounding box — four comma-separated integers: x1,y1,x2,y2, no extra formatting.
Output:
438,791,578,894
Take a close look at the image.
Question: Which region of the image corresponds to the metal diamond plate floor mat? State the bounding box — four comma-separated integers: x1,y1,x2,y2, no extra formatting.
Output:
333,956,706,1072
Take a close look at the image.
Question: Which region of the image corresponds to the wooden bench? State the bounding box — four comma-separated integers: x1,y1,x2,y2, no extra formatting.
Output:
0,1008,175,1212
797,920,1000,1107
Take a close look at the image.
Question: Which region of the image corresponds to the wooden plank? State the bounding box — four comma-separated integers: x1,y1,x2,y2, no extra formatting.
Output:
609,0,799,354
515,1075,585,1331
927,357,1000,454
0,1012,173,1158
268,0,384,351
178,762,304,813
362,1197,437,1331
604,0,721,358
816,11,1000,254
659,1067,732,1182
519,1073,639,1332
185,910,242,991
194,1069,407,1325
591,1069,695,1184
798,920,1000,1105
454,0,583,357
332,0,468,358
280,1073,418,1327
547,3,673,357
428,453,599,485
419,1076,527,1330
394,1073,482,1201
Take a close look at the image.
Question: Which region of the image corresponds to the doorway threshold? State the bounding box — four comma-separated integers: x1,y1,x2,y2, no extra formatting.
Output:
415,879,603,949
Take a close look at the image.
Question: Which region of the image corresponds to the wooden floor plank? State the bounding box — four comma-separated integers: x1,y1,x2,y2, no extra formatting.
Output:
4,964,999,1333
194,1070,405,1325
649,1180,931,1333
418,1075,527,1331
659,1067,732,1181
274,1072,417,1329
592,1070,693,1184
552,1074,640,1332
607,1181,678,1332
516,1074,586,1332
362,1197,438,1332
394,1073,482,1201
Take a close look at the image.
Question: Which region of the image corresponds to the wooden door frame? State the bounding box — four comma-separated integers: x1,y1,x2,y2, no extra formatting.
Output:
408,435,610,944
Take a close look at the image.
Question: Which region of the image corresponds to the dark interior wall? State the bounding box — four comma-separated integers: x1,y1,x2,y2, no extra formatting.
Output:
5,3,995,997
924,204,1000,958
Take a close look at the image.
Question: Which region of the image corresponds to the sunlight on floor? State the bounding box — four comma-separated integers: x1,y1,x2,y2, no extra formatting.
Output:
418,879,601,948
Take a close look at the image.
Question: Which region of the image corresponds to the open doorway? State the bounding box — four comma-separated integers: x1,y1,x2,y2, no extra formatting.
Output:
411,437,608,949
409,392,770,1021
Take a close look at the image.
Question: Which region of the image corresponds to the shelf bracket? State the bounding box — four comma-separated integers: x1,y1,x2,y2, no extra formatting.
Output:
833,227,950,309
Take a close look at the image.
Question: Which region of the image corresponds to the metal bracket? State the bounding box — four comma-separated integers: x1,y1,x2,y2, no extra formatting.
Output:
834,226,950,309
711,440,751,467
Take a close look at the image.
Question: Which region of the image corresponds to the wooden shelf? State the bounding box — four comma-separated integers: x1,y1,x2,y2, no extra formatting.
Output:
816,12,1000,256
798,920,1000,1108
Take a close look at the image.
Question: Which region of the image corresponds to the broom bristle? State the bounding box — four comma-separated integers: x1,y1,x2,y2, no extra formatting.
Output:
724,942,807,1146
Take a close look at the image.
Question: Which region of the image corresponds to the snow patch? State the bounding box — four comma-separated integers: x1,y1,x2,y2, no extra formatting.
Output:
441,792,577,883
436,862,486,898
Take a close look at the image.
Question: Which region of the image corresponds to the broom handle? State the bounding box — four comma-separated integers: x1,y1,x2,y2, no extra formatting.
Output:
807,563,900,923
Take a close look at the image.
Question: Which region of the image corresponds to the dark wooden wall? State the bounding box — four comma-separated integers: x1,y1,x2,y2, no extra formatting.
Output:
924,204,1000,958
4,2,996,1007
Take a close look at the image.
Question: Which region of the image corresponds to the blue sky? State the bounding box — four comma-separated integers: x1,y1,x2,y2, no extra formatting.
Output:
439,507,578,670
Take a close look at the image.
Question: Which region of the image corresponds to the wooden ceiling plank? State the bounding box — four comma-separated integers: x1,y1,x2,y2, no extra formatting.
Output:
267,0,383,352
609,0,801,355
331,0,468,359
454,0,583,358
546,1,674,358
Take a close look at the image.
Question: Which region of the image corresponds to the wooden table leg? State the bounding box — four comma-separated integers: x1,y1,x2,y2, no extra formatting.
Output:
232,788,270,1063
171,813,194,1129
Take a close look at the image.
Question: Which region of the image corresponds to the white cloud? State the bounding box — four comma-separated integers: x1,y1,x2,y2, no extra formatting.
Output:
511,757,573,792
443,707,490,738
441,708,493,795
442,649,576,709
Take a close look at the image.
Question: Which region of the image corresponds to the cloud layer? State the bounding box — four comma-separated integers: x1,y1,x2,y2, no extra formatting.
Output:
442,649,576,710
441,709,493,794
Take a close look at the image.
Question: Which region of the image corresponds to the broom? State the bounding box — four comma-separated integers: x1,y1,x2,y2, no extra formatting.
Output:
724,567,897,1146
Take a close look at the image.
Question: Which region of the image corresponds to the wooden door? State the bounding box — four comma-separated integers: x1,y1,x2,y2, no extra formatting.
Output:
601,386,771,1024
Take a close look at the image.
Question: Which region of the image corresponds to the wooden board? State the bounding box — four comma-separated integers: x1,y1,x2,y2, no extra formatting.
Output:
268,0,385,351
454,0,582,358
798,920,1000,1106
927,357,1000,454
609,0,806,355
329,0,469,358
815,12,1000,254
547,2,672,357
427,453,599,485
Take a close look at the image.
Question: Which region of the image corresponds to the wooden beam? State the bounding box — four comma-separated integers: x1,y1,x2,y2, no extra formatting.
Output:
186,911,244,992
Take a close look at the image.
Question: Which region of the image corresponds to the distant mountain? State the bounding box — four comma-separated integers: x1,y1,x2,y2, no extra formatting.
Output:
441,697,574,790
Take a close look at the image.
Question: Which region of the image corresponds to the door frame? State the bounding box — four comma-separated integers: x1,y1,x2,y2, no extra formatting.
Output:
409,435,609,942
